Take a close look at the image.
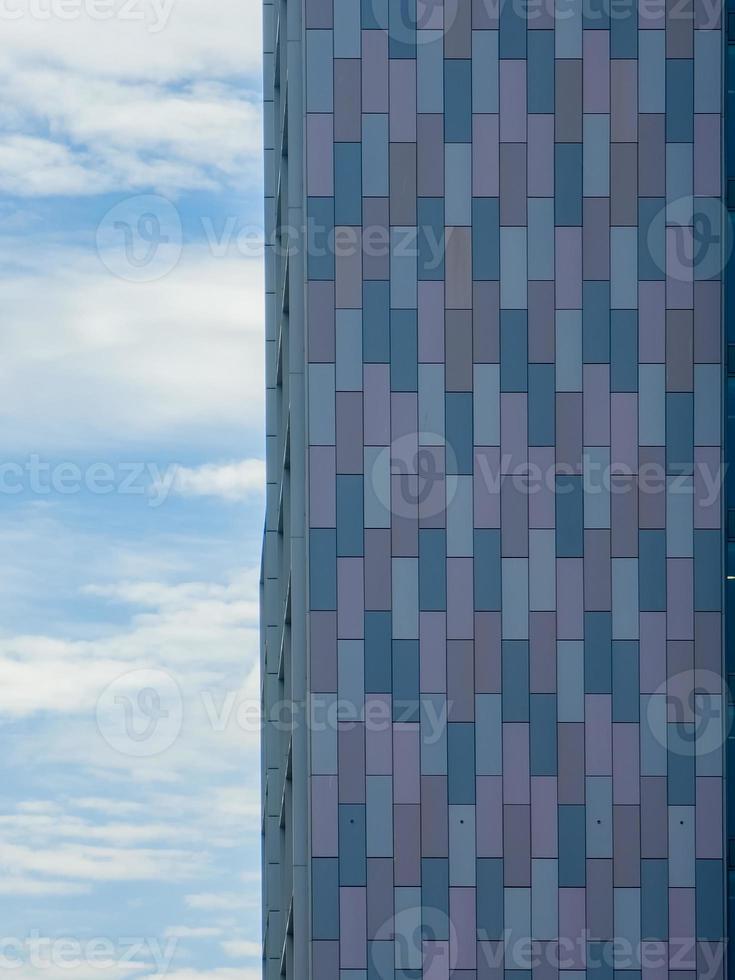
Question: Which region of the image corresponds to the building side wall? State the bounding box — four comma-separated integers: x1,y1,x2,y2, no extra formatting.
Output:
262,1,309,978
266,0,726,976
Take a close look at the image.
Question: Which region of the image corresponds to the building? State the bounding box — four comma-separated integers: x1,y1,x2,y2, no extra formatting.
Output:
261,1,728,978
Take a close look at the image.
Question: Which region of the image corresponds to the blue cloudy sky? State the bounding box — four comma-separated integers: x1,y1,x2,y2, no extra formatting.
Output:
0,2,266,977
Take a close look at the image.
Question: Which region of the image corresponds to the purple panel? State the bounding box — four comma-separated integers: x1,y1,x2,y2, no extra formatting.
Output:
531,776,558,857
420,611,448,692
340,888,367,968
449,887,477,970
503,723,531,804
474,612,502,694
312,774,339,855
476,776,503,857
393,723,420,804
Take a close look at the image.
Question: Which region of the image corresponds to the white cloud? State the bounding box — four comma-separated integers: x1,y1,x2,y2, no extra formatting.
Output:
164,927,223,940
0,1,263,196
0,791,256,897
184,893,254,913
0,569,259,717
154,971,259,980
70,798,146,816
157,459,266,503
0,78,262,196
220,940,261,960
3,964,148,980
0,876,91,896
0,840,205,883
0,811,199,847
0,244,264,453
0,136,100,196
0,0,266,958
0,0,262,82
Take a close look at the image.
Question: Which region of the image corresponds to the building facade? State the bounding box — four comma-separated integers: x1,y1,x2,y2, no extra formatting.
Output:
261,1,728,979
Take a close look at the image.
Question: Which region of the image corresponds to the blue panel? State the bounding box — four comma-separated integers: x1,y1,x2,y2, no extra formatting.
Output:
695,529,723,612
641,860,668,939
556,476,584,557
499,0,527,58
362,0,388,27
447,723,476,803
558,806,586,886
364,611,392,693
666,59,694,142
501,311,529,393
583,281,611,364
666,393,694,474
527,31,554,113
393,640,420,722
584,612,612,694
308,197,336,280
419,529,447,611
473,198,500,281
639,531,666,611
444,60,472,142
418,197,445,280
337,475,365,557
362,115,389,197
668,747,695,806
555,144,583,227
612,641,639,723
306,30,333,111
474,529,502,611
363,281,390,363
312,858,340,938
530,694,558,775
610,311,638,391
697,861,725,940
610,0,637,56
583,0,609,27
502,641,530,723
446,393,474,475
339,805,367,884
310,529,337,609
421,858,449,928
528,364,556,446
472,32,499,112
477,859,504,939
335,143,363,225
389,0,417,58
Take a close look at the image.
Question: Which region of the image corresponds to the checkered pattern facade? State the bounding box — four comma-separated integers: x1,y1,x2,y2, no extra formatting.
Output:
261,1,728,978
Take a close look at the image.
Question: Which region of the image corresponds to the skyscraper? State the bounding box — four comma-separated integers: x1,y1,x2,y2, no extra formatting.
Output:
261,2,728,979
